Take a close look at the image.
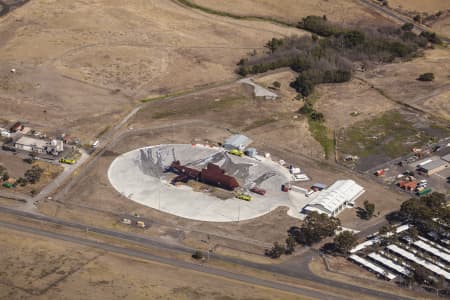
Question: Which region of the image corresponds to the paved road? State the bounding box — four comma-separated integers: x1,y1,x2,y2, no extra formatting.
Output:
358,0,449,44
0,219,345,300
0,205,412,300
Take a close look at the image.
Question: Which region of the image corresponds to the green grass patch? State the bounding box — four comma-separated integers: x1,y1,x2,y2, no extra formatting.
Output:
308,118,334,159
339,110,433,159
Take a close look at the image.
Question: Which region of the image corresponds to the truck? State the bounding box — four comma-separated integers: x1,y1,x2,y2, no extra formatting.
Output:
236,193,252,201
250,187,266,195
229,149,244,157
293,174,310,182
417,188,431,196
2,182,12,188
289,166,301,175
60,158,76,165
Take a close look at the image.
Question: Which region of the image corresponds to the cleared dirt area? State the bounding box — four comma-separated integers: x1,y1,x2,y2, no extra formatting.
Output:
0,227,303,300
0,0,301,142
190,0,392,25
315,78,398,129
388,0,449,14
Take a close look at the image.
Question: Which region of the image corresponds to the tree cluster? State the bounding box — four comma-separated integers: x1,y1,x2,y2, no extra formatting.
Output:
24,165,44,184
417,72,434,81
238,16,431,97
290,212,341,246
398,193,448,231
0,165,9,182
333,231,358,255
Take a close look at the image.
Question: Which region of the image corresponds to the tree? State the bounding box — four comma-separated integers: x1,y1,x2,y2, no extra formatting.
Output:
417,72,434,81
401,23,414,31
363,200,375,219
192,250,203,260
334,231,357,255
273,81,281,89
292,212,341,245
265,242,285,259
2,172,9,181
408,227,419,241
265,38,283,53
285,235,296,255
24,165,44,184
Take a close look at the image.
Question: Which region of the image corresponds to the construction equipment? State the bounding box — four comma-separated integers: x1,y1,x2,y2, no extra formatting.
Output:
417,188,431,196
250,187,266,195
236,193,252,201
2,182,12,188
60,158,76,164
136,221,146,228
229,149,244,157
121,218,132,225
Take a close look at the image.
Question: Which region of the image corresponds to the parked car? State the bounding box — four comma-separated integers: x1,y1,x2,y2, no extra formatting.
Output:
236,193,251,201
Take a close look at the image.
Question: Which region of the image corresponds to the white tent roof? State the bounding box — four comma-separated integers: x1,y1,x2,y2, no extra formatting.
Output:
306,180,365,215
223,134,252,149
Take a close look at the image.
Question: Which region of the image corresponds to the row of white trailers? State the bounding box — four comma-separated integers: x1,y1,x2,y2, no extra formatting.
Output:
349,234,450,281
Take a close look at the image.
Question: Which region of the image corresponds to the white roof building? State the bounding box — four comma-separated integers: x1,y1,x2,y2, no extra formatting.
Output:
15,136,63,155
223,134,252,151
304,180,365,217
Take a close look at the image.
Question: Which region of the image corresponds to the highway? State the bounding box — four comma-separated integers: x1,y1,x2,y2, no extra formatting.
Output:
0,205,412,300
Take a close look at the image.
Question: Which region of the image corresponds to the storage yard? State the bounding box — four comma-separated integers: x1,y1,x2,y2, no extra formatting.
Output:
108,143,319,222
349,223,450,284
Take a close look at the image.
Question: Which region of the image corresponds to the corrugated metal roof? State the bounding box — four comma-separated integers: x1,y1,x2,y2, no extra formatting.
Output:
442,153,450,162
224,134,252,148
307,180,364,215
420,159,447,171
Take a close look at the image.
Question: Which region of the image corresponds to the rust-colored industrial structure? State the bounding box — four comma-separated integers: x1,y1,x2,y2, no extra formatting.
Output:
168,161,239,191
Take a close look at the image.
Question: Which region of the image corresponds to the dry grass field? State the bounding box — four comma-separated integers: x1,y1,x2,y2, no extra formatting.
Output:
0,227,304,300
388,0,449,13
190,0,391,25
0,0,301,142
360,48,450,121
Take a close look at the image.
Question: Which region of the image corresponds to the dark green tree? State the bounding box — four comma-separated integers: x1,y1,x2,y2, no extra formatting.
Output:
334,231,357,255
363,200,375,219
417,72,435,81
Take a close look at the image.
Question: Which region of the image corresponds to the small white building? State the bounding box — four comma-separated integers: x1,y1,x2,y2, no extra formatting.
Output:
15,136,63,156
223,134,252,151
304,180,365,217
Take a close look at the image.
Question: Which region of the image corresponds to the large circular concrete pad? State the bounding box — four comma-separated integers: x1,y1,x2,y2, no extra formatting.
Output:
108,144,299,222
